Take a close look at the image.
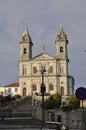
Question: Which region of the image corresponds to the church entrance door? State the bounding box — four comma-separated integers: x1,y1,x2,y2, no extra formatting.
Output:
23,87,26,96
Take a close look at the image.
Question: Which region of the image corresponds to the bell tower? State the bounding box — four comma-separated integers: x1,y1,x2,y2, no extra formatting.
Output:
55,25,69,97
19,26,33,61
19,27,33,96
55,25,68,59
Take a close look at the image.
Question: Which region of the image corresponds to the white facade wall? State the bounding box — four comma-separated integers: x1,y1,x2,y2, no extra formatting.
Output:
5,87,19,96
0,87,4,96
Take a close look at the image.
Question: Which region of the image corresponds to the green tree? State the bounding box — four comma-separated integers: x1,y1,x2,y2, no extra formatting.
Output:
44,93,61,109
51,93,61,101
51,92,61,108
44,99,54,109
67,95,80,109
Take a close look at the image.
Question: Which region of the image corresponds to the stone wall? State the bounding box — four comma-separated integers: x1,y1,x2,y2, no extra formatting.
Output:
45,109,86,129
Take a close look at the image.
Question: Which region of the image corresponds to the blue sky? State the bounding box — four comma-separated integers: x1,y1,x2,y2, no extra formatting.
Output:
0,0,86,91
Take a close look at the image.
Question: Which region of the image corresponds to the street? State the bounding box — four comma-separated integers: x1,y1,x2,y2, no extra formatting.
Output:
1,128,40,130
2,128,83,130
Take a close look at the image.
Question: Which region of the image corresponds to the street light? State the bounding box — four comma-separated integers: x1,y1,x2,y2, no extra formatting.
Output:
35,67,46,123
41,68,46,123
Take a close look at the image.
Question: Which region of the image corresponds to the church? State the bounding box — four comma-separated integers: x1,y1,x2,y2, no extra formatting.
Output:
19,25,74,99
0,25,74,100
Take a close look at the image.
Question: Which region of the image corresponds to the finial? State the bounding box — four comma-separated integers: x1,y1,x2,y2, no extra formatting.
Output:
58,24,65,35
60,24,63,31
42,45,45,53
25,26,28,32
23,26,28,36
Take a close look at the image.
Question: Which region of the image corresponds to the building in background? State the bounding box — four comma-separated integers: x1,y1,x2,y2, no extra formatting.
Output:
4,82,19,96
0,86,4,96
0,83,19,96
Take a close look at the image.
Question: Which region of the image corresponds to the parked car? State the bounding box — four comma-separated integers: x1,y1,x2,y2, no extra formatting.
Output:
40,121,68,130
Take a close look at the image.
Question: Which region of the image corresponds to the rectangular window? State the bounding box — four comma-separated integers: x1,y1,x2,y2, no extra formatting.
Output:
15,88,18,92
7,88,11,95
8,88,11,92
5,89,7,95
48,112,54,121
57,115,61,122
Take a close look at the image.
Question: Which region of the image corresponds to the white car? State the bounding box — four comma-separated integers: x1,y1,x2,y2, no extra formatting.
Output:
40,121,68,130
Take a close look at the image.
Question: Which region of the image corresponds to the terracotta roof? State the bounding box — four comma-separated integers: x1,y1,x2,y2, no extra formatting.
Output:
4,82,19,88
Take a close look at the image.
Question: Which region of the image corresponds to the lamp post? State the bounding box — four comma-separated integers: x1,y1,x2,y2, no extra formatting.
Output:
41,69,46,124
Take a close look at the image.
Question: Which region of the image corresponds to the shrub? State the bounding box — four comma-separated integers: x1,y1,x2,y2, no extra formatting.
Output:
14,94,21,100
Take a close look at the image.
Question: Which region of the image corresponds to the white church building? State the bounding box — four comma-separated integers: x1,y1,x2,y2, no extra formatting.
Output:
0,25,74,100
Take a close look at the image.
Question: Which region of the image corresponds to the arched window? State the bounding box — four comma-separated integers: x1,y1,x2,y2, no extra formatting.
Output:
33,67,37,73
49,84,54,91
49,66,53,73
32,84,37,91
41,66,46,71
61,87,64,96
23,48,27,54
60,47,63,52
23,87,26,96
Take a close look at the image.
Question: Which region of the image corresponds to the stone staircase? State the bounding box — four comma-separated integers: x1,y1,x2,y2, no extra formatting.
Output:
0,97,42,127
12,97,33,117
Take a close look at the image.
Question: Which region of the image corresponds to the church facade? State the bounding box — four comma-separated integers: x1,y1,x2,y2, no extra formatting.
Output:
19,25,74,99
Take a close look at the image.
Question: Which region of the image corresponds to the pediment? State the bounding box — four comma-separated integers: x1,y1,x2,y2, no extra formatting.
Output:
32,53,55,61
